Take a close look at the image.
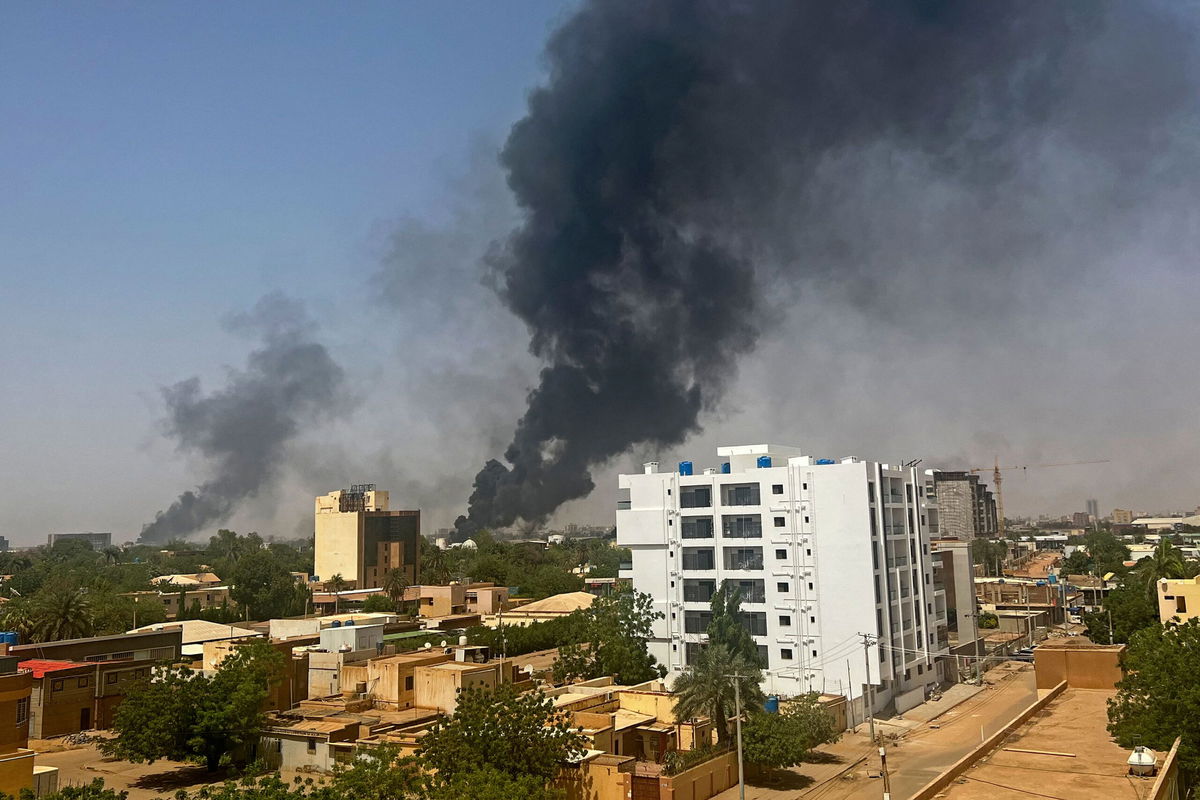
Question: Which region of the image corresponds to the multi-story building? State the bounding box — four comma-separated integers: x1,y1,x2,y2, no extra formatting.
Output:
617,444,949,715
1071,511,1091,528
931,473,996,540
314,486,419,589
1111,508,1134,526
0,655,38,797
46,532,111,550
1086,499,1099,522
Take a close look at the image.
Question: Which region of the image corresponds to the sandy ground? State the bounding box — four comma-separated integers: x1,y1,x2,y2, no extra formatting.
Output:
714,662,1038,800
34,744,240,800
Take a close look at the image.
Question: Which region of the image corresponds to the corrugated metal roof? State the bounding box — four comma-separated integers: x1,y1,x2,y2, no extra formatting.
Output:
19,660,89,679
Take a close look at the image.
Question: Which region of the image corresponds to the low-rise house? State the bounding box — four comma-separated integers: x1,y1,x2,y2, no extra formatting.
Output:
127,620,260,660
0,655,51,798
20,658,154,737
152,572,223,588
10,629,181,664
483,591,595,628
1157,576,1200,624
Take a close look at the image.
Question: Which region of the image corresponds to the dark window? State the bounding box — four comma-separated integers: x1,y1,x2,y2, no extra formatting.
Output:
106,673,118,685
77,678,88,688
773,517,785,527
681,517,714,539
775,549,787,559
52,680,63,692
307,740,317,753
405,676,414,691
1178,596,1188,614
757,645,769,667
802,482,808,490
779,615,791,626
685,642,707,663
680,486,712,509
683,579,717,603
781,648,793,660
808,582,814,591
734,580,766,603
722,515,762,538
739,611,768,636
723,547,763,571
682,548,715,571
15,698,28,725
777,582,789,593
723,484,761,506
684,611,713,633
772,484,783,495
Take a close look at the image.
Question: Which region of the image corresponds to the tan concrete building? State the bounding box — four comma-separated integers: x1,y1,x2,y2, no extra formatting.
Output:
0,656,39,798
1157,576,1200,623
1112,508,1135,525
314,485,419,589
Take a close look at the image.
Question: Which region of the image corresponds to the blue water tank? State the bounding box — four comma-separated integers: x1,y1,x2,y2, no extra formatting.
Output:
1047,574,1058,584
721,462,731,474
757,456,772,468
331,620,342,628
816,458,835,465
764,695,780,713
1,632,15,646
1036,580,1046,586
678,461,693,476
344,619,355,626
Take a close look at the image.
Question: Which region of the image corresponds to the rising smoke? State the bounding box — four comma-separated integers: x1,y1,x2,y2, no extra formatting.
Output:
456,0,1200,536
140,294,347,542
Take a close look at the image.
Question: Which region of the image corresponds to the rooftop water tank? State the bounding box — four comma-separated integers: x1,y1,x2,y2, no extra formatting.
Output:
1127,746,1157,776
816,458,835,465
344,619,355,626
679,461,693,476
764,695,780,713
331,620,342,628
721,462,731,474
757,456,772,468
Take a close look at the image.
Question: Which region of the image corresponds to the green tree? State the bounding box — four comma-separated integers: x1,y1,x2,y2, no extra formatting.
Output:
423,766,564,800
1083,530,1130,575
102,639,284,771
361,594,394,613
12,779,129,799
552,589,664,684
1134,539,1186,599
707,581,761,666
381,568,410,613
672,643,764,747
418,538,451,585
518,564,584,599
29,585,95,642
1059,549,1093,576
741,694,840,771
230,550,309,620
1083,581,1158,644
326,573,348,615
1108,619,1200,782
417,683,585,787
977,611,999,629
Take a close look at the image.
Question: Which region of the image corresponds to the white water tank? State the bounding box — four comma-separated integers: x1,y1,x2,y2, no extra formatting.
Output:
1127,746,1157,776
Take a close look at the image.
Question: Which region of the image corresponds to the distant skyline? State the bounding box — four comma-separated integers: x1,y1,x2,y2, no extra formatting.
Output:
3,3,1200,546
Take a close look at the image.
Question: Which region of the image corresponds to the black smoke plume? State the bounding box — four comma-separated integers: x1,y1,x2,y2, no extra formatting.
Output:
457,0,1198,537
141,294,347,542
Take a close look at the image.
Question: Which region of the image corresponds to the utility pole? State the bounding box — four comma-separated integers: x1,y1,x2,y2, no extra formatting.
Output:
967,612,984,684
860,633,876,742
880,744,892,800
728,673,747,800
1107,608,1114,644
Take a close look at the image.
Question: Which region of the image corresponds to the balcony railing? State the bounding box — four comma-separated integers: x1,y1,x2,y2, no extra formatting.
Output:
724,558,764,571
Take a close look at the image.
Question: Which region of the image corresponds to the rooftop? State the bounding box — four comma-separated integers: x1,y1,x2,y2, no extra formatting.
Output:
127,620,259,646
19,660,89,678
506,591,595,615
936,688,1164,799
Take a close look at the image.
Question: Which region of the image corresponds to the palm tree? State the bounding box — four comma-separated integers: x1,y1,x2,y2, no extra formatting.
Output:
100,546,123,566
382,568,410,614
30,586,95,642
1138,539,1187,599
327,574,349,614
672,644,765,747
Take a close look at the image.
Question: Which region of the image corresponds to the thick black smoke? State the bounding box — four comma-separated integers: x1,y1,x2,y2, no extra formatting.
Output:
456,0,1198,536
141,294,347,542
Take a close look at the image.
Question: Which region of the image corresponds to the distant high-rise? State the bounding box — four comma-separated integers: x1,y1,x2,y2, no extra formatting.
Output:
933,472,998,539
47,532,111,550
1086,499,1099,522
1072,511,1091,528
313,486,419,589
1112,508,1134,525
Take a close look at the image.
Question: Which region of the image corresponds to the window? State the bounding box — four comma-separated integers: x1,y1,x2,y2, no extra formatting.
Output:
106,673,118,685
684,579,717,602
757,645,769,667
781,648,793,660
684,611,713,633
779,615,791,626
685,642,707,663
723,547,763,571
681,517,714,539
812,650,818,658
1178,596,1188,614
15,698,28,725
682,548,715,571
680,486,712,509
802,482,808,490
775,549,787,560
722,515,762,538
734,579,766,603
77,678,88,688
307,740,317,753
777,582,789,593
722,483,761,506
804,515,810,523
739,611,768,636
773,516,785,527
806,548,812,556
810,616,816,624
807,582,814,590
772,484,783,495
52,680,63,692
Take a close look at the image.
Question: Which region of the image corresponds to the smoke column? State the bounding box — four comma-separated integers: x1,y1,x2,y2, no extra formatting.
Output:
456,0,1198,536
141,294,347,542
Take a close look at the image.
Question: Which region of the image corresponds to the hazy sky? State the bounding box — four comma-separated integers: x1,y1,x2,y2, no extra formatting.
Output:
3,2,1197,546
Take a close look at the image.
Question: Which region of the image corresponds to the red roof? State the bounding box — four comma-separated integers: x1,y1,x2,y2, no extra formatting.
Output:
18,660,89,679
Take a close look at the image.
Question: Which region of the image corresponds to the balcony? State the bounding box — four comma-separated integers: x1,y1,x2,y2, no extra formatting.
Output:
724,557,764,571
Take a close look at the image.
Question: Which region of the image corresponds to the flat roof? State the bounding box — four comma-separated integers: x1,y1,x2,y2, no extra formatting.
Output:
936,688,1159,799
19,660,90,678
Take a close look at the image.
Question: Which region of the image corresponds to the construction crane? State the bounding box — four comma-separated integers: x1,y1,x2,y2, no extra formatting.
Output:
968,457,1111,537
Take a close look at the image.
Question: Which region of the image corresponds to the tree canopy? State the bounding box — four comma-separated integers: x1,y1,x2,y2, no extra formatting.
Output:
742,694,840,770
552,589,664,684
672,643,764,747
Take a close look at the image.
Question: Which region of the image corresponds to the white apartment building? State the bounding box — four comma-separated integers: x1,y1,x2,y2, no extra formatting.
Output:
617,444,949,715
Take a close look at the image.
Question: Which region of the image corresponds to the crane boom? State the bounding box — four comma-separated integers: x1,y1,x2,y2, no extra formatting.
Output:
964,458,1111,538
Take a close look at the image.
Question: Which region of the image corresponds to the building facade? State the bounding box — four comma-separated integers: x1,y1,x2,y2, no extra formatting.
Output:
0,656,36,797
617,444,949,713
46,532,111,550
1112,508,1134,525
314,486,419,589
931,473,996,540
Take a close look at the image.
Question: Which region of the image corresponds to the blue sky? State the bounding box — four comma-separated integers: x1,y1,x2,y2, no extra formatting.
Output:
0,2,569,543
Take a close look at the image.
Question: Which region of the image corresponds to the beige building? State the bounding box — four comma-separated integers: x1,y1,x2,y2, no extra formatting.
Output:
1157,576,1200,623
314,485,419,589
1112,508,1135,525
